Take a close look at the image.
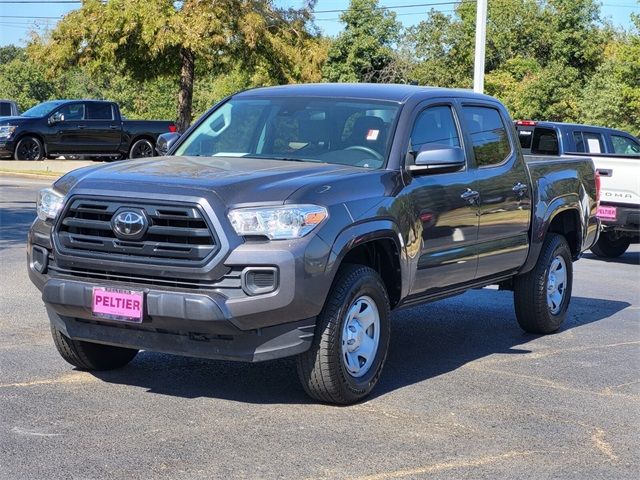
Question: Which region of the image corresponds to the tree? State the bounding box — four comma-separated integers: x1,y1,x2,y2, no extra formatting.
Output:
578,14,640,136
32,0,324,131
322,0,402,83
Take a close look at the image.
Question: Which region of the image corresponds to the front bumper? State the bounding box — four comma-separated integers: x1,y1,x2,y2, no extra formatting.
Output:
0,139,15,158
29,229,335,363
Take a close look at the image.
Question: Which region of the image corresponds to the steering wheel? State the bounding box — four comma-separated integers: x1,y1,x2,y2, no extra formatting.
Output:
344,145,383,161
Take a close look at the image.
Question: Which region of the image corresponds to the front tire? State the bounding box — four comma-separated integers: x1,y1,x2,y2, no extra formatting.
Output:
50,324,138,371
296,264,390,404
590,231,630,258
14,136,44,161
513,233,573,334
128,138,155,159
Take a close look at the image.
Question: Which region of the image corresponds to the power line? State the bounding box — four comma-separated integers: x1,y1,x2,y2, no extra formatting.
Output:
0,15,62,18
313,1,474,14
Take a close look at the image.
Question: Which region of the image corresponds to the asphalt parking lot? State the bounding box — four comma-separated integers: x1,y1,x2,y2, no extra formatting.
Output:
1,175,638,480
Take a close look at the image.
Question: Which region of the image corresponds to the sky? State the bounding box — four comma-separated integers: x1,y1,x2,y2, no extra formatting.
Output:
0,0,639,47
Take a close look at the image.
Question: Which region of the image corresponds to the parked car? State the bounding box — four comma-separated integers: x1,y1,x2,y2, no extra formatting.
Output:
516,120,639,258
28,84,599,404
0,100,176,161
0,99,19,117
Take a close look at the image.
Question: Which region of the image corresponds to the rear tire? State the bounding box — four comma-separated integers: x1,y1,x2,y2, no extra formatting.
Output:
590,231,630,258
513,233,573,334
296,264,390,405
14,136,44,161
50,324,138,371
128,138,155,159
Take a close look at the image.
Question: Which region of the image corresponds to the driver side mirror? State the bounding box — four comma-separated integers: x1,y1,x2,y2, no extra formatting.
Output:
156,132,182,156
409,144,466,173
48,112,64,125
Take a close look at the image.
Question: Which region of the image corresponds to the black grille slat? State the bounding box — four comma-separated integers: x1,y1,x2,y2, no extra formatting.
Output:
47,264,242,290
56,198,218,265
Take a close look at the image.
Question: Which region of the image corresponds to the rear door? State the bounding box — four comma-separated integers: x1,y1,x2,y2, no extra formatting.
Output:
83,102,121,153
461,103,532,279
405,100,480,294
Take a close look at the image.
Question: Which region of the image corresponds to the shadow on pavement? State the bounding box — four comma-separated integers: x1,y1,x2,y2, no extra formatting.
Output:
92,290,631,404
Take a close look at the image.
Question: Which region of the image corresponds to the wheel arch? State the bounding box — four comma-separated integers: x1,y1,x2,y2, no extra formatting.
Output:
327,220,407,309
128,135,156,158
13,132,48,157
520,199,583,274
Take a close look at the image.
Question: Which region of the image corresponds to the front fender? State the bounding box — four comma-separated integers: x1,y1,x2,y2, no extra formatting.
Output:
323,219,411,301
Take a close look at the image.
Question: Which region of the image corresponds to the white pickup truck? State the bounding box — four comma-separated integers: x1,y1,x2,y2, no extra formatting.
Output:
516,120,639,258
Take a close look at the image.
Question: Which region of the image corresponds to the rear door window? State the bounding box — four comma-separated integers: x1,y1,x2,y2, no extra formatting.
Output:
86,103,114,120
611,135,640,155
573,131,604,153
462,106,511,167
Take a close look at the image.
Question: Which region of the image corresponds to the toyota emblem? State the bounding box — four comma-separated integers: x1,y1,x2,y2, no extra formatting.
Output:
112,210,148,239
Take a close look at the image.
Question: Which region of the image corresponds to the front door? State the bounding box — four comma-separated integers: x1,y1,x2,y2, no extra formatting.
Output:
48,102,86,154
406,103,480,294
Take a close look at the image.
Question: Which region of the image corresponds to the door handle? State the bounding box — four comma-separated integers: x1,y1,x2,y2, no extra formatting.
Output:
77,125,86,130
109,125,119,130
460,188,480,204
512,182,528,197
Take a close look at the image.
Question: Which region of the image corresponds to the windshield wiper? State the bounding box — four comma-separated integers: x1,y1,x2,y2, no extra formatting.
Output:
246,155,321,163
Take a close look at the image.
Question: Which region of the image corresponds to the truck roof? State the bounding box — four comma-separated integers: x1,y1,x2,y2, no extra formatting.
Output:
516,120,632,137
236,83,497,103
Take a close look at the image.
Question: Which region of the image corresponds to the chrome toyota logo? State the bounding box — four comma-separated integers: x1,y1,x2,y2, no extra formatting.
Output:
112,210,147,239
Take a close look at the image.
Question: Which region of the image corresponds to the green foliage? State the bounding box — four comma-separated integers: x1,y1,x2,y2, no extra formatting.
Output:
322,0,402,82
0,56,55,111
0,0,637,138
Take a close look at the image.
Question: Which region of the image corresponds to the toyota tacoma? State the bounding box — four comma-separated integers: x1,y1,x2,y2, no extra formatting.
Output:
28,84,600,404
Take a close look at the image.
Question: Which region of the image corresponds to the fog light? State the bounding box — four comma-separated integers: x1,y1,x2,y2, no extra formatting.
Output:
31,245,49,273
241,267,278,296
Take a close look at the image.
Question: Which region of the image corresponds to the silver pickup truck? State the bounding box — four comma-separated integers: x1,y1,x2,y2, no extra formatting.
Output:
516,120,639,258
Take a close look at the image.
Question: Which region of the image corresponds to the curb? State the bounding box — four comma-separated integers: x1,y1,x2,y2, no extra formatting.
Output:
0,170,60,180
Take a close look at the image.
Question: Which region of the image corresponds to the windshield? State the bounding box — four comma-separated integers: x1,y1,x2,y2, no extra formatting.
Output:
21,101,66,118
174,97,400,169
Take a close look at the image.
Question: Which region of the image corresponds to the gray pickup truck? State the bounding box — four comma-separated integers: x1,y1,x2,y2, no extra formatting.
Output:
28,84,600,404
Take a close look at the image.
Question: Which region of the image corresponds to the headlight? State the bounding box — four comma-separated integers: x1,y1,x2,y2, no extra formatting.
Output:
0,125,17,139
228,204,328,240
37,188,65,221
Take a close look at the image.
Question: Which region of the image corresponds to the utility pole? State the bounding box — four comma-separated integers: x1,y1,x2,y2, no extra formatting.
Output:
473,0,488,93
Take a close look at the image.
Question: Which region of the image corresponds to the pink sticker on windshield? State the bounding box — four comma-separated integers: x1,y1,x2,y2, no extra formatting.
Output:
366,129,379,141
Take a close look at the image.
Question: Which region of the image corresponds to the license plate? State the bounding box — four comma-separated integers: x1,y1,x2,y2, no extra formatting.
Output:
92,287,144,323
597,206,617,220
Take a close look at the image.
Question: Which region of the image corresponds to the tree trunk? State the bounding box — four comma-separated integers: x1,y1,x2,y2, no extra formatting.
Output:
177,47,195,132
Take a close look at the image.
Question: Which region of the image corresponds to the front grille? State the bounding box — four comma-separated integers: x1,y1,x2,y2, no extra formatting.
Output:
55,197,218,265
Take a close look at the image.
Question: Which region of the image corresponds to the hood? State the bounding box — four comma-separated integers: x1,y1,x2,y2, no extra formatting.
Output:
0,115,33,125
57,155,376,205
